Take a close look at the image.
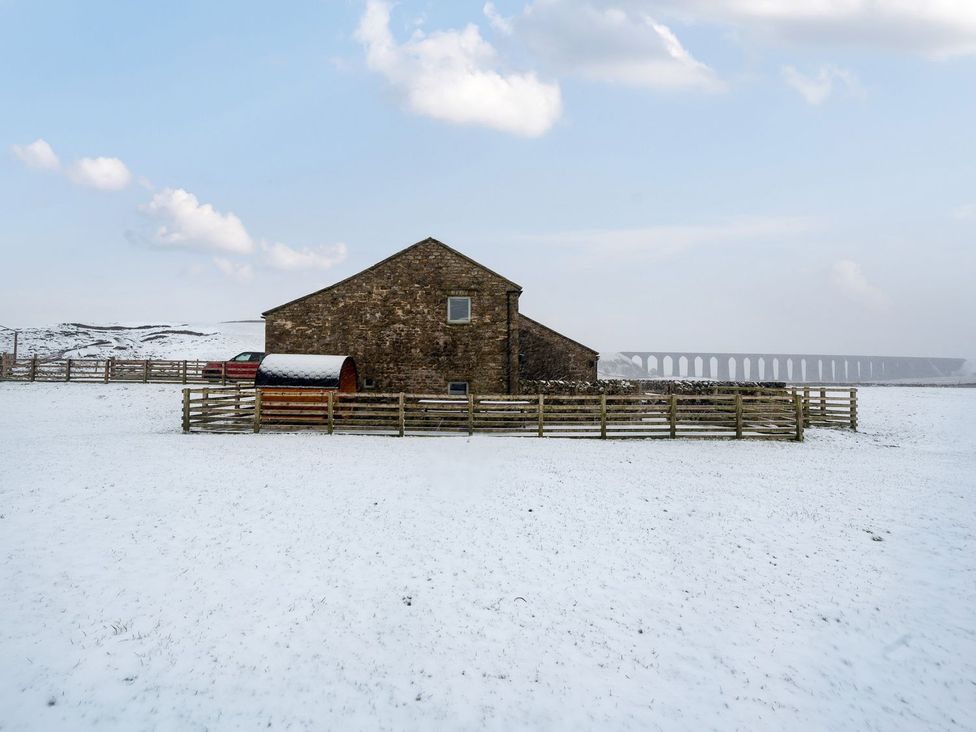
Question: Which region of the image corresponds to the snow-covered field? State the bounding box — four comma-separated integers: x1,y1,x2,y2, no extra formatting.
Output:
1,384,974,731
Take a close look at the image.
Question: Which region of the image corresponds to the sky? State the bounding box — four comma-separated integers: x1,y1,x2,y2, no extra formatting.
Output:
1,0,974,358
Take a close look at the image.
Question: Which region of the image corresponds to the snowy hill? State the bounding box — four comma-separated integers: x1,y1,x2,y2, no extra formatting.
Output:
2,321,264,361
598,352,650,379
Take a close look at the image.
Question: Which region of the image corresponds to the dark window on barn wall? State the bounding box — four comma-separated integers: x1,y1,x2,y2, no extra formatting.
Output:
448,381,469,396
447,296,471,323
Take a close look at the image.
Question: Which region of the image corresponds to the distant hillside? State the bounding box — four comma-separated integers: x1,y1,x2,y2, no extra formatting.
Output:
2,321,264,360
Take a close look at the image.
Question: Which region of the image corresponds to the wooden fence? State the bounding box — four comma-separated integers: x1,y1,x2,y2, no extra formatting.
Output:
795,386,857,430
718,385,857,430
182,386,809,440
0,356,236,384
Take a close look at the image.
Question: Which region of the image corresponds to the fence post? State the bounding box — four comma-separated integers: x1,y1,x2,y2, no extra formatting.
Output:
735,393,743,438
143,359,149,383
182,389,190,432
221,361,226,386
850,388,858,431
29,355,37,382
182,360,188,385
65,358,72,382
398,393,405,437
669,394,677,438
803,386,810,427
467,394,474,436
794,393,804,441
600,394,607,439
820,387,827,421
104,358,111,383
537,394,544,437
253,389,262,433
327,391,334,435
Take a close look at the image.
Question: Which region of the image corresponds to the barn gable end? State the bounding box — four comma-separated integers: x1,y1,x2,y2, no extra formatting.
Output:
264,238,522,393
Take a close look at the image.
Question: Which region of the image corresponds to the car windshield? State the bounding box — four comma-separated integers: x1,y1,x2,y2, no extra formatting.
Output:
233,353,251,362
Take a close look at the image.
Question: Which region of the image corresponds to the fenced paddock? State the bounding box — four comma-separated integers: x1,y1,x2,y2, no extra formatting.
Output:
182,386,819,440
1,358,856,437
0,355,859,427
1,356,238,384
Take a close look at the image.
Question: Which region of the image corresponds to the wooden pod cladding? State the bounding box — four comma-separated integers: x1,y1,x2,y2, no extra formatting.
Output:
254,354,359,391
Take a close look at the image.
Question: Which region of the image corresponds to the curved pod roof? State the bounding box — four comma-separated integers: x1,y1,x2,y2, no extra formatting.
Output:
255,354,358,390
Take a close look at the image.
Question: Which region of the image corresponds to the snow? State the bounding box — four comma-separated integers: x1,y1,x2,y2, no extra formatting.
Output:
1,384,974,730
599,352,648,379
1,321,264,361
257,354,351,384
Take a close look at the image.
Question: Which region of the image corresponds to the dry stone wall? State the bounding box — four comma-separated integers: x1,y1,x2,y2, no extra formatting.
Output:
520,379,788,395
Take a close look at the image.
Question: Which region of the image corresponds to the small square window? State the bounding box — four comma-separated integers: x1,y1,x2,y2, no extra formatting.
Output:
363,378,377,390
447,296,471,323
448,381,469,396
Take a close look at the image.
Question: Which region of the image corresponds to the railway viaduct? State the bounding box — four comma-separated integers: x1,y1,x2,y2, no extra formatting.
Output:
617,352,966,383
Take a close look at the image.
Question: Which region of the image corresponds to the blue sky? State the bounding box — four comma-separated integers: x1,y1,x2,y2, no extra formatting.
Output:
2,0,974,357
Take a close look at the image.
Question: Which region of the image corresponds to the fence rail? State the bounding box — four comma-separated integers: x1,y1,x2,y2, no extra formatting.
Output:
182,386,813,440
712,385,857,429
1,356,242,384
794,386,858,430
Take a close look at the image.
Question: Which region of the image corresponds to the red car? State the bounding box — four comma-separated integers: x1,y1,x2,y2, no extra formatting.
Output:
202,351,266,381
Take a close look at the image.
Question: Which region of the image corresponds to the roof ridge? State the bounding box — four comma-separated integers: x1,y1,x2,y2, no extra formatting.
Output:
262,237,522,316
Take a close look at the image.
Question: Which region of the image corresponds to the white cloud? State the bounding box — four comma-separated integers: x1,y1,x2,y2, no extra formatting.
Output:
142,188,255,254
511,0,722,91
830,259,891,311
11,140,135,191
11,139,60,171
213,257,254,284
649,0,976,57
262,241,348,271
782,64,859,105
483,2,514,34
355,0,562,137
69,157,132,190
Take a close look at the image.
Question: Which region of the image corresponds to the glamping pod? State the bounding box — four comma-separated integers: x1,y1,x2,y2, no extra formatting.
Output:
255,354,358,391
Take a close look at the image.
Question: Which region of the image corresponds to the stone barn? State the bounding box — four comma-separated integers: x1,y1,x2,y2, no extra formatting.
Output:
262,237,598,394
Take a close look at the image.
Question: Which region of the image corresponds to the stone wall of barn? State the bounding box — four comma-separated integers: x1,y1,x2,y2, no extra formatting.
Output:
264,239,521,394
519,315,598,382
